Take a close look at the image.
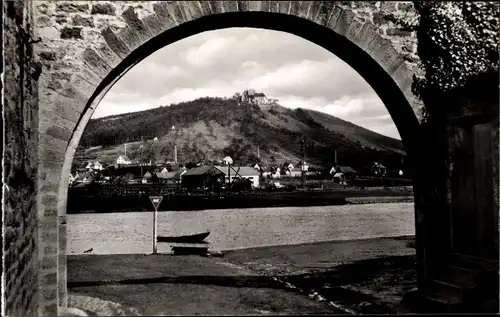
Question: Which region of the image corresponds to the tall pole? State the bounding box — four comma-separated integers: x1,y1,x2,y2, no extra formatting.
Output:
228,162,231,190
140,136,143,178
153,207,158,254
301,138,305,189
173,126,178,164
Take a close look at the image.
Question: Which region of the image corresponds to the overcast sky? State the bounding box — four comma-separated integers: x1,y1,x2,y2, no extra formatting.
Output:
95,28,401,140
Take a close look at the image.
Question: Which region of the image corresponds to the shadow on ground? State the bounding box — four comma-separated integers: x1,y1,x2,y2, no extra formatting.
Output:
67,237,417,315
68,256,416,315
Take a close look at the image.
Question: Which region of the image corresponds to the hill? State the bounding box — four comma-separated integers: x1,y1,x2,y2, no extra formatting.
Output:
74,97,406,171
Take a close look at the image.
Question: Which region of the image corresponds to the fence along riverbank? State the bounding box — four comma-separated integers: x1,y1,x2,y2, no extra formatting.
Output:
67,184,414,213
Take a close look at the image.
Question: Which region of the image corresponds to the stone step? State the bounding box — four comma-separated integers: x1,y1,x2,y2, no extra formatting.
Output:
431,278,475,303
449,253,498,272
438,265,479,288
422,294,461,313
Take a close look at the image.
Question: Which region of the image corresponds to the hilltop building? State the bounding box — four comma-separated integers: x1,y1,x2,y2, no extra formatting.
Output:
238,90,279,105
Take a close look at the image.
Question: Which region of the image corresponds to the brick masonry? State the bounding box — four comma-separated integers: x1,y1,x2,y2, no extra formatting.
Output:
19,1,425,316
3,1,41,316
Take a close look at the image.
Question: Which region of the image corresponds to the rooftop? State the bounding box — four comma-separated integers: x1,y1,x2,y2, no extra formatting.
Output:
215,165,260,176
183,165,225,176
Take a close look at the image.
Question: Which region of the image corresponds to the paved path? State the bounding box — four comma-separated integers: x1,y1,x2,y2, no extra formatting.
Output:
67,236,416,315
67,254,342,315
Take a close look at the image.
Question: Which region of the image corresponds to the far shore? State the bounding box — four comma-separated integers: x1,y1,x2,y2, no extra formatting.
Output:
67,189,414,214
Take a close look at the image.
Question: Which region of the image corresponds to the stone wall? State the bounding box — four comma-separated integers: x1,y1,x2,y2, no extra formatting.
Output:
30,1,424,315
336,1,419,68
34,1,419,69
3,1,41,316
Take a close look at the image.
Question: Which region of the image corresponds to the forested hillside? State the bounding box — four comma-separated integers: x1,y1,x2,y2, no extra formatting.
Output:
75,97,406,170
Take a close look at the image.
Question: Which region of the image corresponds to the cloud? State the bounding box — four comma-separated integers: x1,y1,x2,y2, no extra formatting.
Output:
95,28,401,140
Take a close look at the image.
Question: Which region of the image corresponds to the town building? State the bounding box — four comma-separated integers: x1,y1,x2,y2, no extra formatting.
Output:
298,161,309,172
371,162,387,176
84,161,104,171
113,165,146,182
222,156,233,165
333,172,346,185
334,165,357,180
215,165,261,188
142,171,153,183
116,155,132,165
262,166,282,179
288,168,302,178
181,165,225,191
156,169,186,185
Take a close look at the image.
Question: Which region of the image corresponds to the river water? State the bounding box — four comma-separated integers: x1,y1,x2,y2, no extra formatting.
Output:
67,203,415,255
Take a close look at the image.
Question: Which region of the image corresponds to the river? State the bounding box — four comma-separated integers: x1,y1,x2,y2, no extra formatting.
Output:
67,203,415,255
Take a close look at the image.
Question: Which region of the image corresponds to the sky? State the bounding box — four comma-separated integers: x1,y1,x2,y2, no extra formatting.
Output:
95,28,401,140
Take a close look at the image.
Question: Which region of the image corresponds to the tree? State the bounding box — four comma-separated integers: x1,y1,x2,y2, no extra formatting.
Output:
125,173,134,182
150,173,160,184
388,2,499,116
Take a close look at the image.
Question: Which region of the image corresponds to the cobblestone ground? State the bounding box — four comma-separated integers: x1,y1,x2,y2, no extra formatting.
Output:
65,294,141,316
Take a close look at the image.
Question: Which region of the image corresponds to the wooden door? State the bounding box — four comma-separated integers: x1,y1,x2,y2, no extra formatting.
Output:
471,122,498,259
450,124,476,256
450,120,498,259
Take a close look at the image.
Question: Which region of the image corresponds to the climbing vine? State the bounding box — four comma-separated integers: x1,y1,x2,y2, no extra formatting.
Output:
387,2,499,115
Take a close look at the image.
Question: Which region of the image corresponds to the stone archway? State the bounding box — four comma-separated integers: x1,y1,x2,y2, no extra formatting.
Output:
33,1,423,315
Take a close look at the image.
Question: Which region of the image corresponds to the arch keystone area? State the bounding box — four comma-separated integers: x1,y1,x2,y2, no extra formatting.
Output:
31,1,422,315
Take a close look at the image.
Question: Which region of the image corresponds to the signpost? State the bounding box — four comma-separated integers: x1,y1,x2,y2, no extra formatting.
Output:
149,195,164,254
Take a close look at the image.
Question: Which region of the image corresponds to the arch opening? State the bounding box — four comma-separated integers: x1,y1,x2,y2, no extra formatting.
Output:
49,9,421,314
72,12,419,159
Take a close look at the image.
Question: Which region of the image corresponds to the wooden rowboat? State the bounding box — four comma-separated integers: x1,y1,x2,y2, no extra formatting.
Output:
157,231,210,243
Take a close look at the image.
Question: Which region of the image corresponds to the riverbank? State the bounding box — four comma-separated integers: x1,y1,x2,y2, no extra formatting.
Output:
67,235,417,315
67,188,414,213
345,196,414,204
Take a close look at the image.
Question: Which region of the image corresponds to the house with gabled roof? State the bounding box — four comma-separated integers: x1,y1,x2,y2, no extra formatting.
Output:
181,165,225,191
371,162,387,177
69,173,76,186
116,155,132,165
156,169,186,184
289,168,302,178
215,165,261,188
331,165,357,182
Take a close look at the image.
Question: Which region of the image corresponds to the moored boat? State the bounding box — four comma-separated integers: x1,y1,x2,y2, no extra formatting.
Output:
157,231,210,243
